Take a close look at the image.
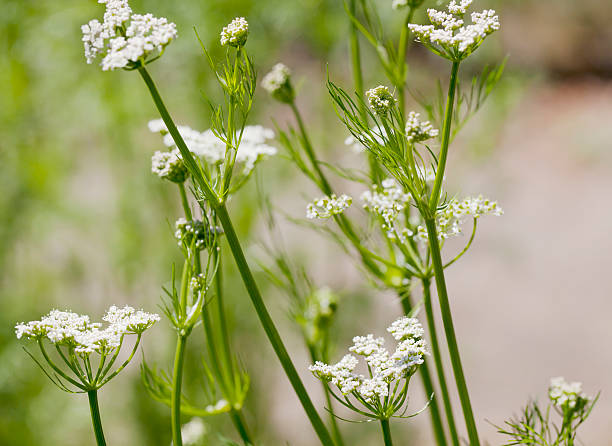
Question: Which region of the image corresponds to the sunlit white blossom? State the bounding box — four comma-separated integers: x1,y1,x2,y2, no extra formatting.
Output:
366,85,396,116
151,148,189,183
220,17,249,47
549,377,590,410
180,418,206,446
405,111,439,142
262,63,295,103
306,194,352,219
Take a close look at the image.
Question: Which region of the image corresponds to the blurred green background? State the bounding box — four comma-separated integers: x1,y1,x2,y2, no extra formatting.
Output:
2,0,612,444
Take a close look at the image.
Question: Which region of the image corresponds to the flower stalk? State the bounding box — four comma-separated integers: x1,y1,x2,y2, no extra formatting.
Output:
171,335,187,446
380,419,394,446
87,390,107,446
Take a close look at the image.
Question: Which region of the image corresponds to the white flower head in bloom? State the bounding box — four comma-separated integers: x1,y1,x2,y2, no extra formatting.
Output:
310,317,428,415
408,0,499,61
220,17,249,47
262,63,295,103
151,148,189,183
366,85,396,116
82,0,177,71
149,122,276,178
306,194,352,219
549,377,590,410
181,418,207,446
405,112,439,143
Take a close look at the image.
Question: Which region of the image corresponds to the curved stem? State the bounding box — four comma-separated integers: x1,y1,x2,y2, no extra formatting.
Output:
422,278,460,446
425,218,480,445
399,292,447,446
429,62,460,212
444,218,477,269
380,419,394,446
171,335,187,446
137,67,333,445
88,390,107,446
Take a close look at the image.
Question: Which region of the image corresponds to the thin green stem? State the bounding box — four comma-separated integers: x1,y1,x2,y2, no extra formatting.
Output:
399,293,447,446
171,335,187,446
87,390,107,446
396,8,414,118
348,0,365,120
178,183,193,220
422,278,460,446
429,61,460,212
216,203,334,446
380,419,394,446
138,66,333,446
229,408,253,446
214,249,234,386
425,218,480,445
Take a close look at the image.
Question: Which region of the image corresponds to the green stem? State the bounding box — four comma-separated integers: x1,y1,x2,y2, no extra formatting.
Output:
171,335,187,446
348,0,365,119
425,218,480,445
216,203,334,446
399,293,447,446
138,66,333,446
396,8,414,118
229,408,253,446
87,390,107,446
422,278,460,446
429,61,460,212
380,419,394,446
178,183,193,220
214,249,234,385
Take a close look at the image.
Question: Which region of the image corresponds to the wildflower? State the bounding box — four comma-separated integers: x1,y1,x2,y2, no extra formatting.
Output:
175,218,220,251
549,377,590,411
408,0,499,61
180,418,206,446
310,316,428,415
392,0,426,10
151,149,190,183
306,194,352,219
262,63,295,104
366,85,396,116
82,0,177,70
220,17,249,48
361,178,411,231
103,305,161,334
148,118,168,134
405,111,439,142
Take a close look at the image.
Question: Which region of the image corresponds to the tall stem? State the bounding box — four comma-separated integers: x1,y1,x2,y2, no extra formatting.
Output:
229,408,253,446
429,61,460,211
137,67,333,446
171,335,187,446
396,8,414,118
425,218,480,445
399,293,447,446
422,278,460,446
380,419,394,446
216,203,334,446
87,390,107,446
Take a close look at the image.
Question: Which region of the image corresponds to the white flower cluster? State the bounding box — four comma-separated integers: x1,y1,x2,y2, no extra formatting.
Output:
405,112,439,143
416,195,503,242
310,317,428,403
180,418,206,446
220,17,249,47
262,63,295,103
15,306,159,356
549,377,590,410
361,178,411,236
408,0,499,61
306,194,353,219
82,0,177,71
151,148,189,183
366,86,396,116
148,120,276,176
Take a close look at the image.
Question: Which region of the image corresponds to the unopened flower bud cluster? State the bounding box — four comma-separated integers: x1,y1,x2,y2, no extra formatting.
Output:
175,218,221,251
309,316,428,404
408,0,500,61
82,0,178,71
306,194,353,219
262,63,295,104
15,306,159,357
220,17,249,47
549,377,591,410
366,86,396,116
151,148,189,183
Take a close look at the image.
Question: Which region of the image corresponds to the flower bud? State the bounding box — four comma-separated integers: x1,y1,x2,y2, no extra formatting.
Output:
262,63,295,104
220,17,249,48
151,149,190,183
366,86,396,116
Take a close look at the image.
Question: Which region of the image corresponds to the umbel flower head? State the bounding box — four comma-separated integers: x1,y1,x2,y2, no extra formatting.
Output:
220,17,249,48
175,218,222,251
408,0,500,61
151,148,189,183
366,85,396,116
309,316,428,420
15,306,159,391
549,377,591,412
81,0,177,71
306,194,352,219
262,63,295,104
405,112,439,143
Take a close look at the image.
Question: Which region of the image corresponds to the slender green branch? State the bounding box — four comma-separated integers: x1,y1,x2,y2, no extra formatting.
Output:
171,335,187,446
137,66,333,445
178,183,193,220
428,62,460,212
425,218,480,445
87,390,107,446
422,278,460,446
444,218,477,269
229,408,253,446
216,203,334,446
399,292,447,446
380,419,394,446
396,8,414,118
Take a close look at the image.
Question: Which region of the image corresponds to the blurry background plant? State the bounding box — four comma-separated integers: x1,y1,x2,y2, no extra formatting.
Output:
2,0,612,445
